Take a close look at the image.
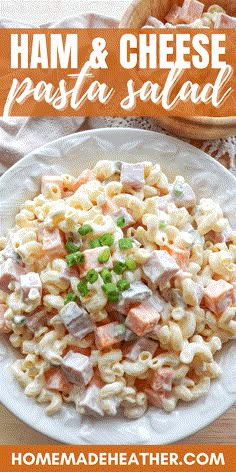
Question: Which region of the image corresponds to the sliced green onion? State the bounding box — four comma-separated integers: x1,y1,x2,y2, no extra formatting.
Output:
76,253,85,264
65,241,80,253
118,238,133,250
125,258,137,271
113,261,126,275
90,238,101,248
65,254,76,267
108,292,119,303
100,268,112,283
117,279,130,292
78,224,93,236
66,251,85,267
64,291,77,305
102,283,117,294
116,216,125,228
98,248,110,263
13,315,26,326
101,283,119,302
77,281,89,297
173,184,183,197
86,269,98,284
114,324,126,338
159,220,166,230
99,233,114,247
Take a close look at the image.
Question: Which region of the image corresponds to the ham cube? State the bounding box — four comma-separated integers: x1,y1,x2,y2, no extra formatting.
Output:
203,280,234,315
41,176,63,196
114,282,152,315
121,282,152,304
165,5,183,25
123,337,158,361
79,384,104,417
120,163,145,190
165,0,204,25
95,322,122,350
20,272,42,297
0,304,10,334
74,169,96,191
0,258,25,293
180,0,204,23
42,228,67,258
171,179,196,208
150,367,175,392
62,345,91,358
145,388,165,408
59,301,94,339
163,244,190,269
125,299,161,336
89,369,105,388
2,241,19,262
143,250,179,286
45,367,71,394
61,265,79,282
62,351,93,386
79,246,112,278
25,309,47,333
112,208,134,227
214,13,236,28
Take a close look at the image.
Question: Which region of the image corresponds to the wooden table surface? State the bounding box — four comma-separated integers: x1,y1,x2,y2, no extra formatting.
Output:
0,403,235,444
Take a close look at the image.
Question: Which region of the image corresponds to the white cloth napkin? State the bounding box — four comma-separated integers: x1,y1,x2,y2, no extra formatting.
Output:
0,14,117,175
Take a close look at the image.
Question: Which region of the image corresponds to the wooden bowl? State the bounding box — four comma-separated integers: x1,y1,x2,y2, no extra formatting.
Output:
119,0,236,140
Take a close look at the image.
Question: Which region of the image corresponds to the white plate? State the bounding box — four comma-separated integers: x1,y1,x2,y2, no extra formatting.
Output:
0,128,235,445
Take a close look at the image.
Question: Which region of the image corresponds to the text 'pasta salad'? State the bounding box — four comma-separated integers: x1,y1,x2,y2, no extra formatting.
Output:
0,160,235,419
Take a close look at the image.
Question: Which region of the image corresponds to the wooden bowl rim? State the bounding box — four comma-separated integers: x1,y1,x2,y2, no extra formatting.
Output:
174,116,236,124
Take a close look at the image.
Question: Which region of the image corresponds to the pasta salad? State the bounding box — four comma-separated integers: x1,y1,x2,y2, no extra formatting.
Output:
0,159,235,419
144,2,236,29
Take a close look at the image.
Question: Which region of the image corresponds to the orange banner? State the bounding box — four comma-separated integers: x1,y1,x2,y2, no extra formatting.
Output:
0,28,236,117
0,445,235,471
